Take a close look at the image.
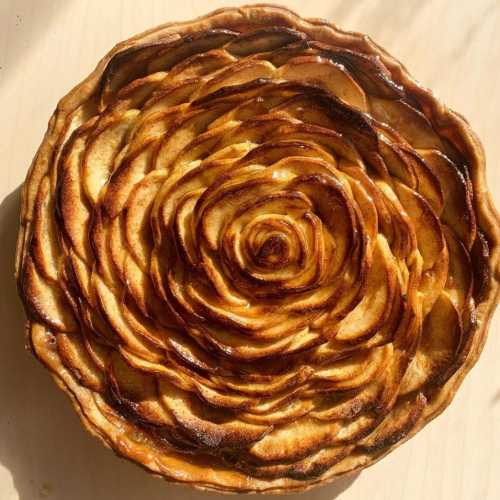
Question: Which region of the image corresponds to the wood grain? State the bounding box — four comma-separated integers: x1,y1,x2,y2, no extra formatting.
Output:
0,1,498,499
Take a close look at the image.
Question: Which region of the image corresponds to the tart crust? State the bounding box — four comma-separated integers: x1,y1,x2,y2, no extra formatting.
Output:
16,4,500,494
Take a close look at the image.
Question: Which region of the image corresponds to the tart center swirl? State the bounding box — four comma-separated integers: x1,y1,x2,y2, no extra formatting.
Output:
253,232,290,268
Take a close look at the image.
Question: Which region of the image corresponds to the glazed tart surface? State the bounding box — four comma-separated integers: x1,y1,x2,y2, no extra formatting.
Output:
16,4,500,494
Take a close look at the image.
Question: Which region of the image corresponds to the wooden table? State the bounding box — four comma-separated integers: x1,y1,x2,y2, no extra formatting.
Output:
0,1,498,499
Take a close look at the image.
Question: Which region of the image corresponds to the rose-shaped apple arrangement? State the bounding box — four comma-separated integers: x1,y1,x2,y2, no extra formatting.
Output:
16,5,500,494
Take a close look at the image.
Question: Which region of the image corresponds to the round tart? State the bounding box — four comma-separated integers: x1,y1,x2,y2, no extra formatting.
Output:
16,4,500,494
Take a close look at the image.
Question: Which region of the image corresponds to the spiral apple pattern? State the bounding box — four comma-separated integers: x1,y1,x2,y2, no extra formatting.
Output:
16,6,499,493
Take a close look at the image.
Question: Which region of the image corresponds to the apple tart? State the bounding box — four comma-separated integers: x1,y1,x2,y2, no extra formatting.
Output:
16,4,500,494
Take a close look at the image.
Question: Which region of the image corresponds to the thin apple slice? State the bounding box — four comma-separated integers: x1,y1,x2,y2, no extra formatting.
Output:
101,139,158,218
394,182,446,271
183,280,305,339
197,60,276,98
238,139,334,166
113,72,167,113
347,174,379,246
82,333,111,372
332,236,396,345
226,27,305,56
165,49,237,83
119,347,191,390
140,79,198,119
57,123,96,262
375,180,417,261
121,347,256,411
311,381,383,421
158,380,269,450
124,171,166,269
311,43,404,98
237,444,352,480
57,332,105,392
272,122,362,164
99,43,167,108
30,176,60,281
358,392,427,451
272,89,379,154
212,366,313,397
154,104,232,171
254,40,309,67
378,135,417,188
384,144,444,216
443,226,473,311
93,274,164,361
82,109,139,205
121,298,167,349
216,114,294,148
248,412,377,464
165,329,224,374
172,121,238,167
242,402,313,428
370,98,443,149
22,256,77,332
395,182,448,314
278,56,368,111
419,149,476,249
108,352,175,427
108,216,128,283
65,252,93,306
147,29,238,73
89,208,122,289
399,292,462,394
312,345,391,391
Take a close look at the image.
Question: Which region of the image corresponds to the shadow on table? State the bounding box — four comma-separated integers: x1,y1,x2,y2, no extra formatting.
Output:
0,186,358,499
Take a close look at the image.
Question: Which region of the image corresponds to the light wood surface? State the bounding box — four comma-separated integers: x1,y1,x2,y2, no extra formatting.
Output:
0,1,499,499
